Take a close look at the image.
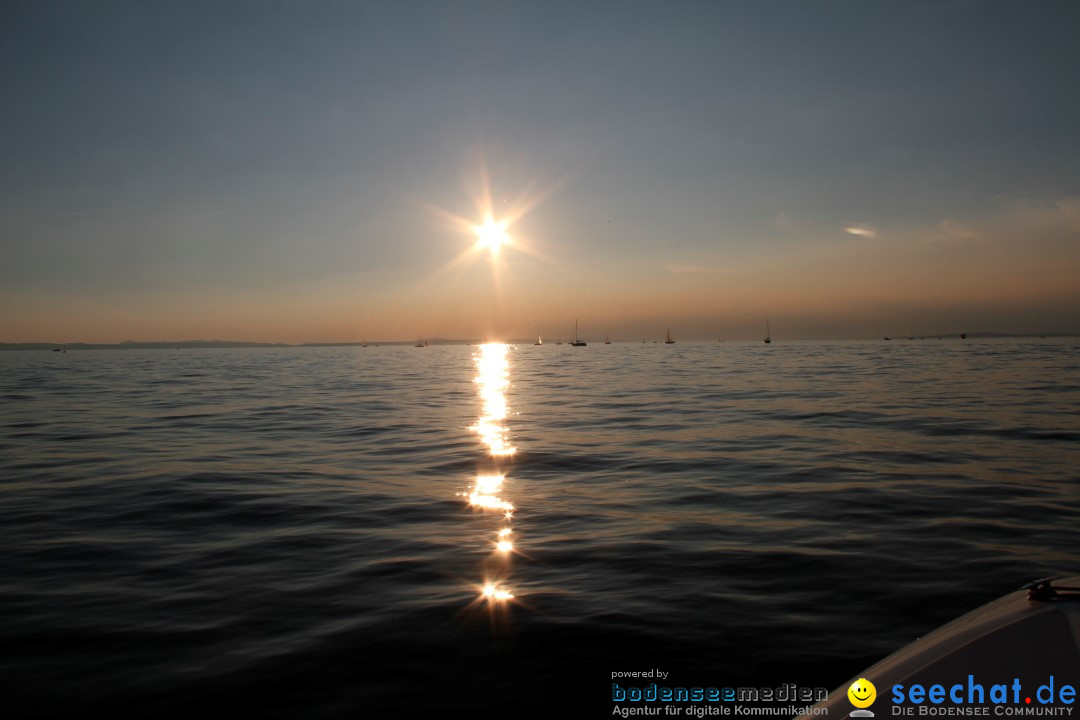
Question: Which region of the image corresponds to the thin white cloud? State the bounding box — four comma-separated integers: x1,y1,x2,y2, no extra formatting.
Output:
1009,196,1080,233
929,196,1080,245
844,225,877,239
938,219,980,241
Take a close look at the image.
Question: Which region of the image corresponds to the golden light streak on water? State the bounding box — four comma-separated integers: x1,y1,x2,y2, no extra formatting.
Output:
476,474,503,493
467,490,514,512
463,473,514,511
482,583,515,601
466,354,516,455
496,527,513,552
465,342,519,604
468,344,517,457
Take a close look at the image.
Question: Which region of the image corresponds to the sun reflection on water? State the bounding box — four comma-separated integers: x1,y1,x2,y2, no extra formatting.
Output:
469,345,517,457
482,583,515,601
462,342,519,605
496,525,514,552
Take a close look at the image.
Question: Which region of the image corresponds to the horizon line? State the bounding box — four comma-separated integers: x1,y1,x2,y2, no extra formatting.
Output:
1,332,1075,349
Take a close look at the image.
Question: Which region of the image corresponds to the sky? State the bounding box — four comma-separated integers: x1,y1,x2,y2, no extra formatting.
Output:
2,0,1079,343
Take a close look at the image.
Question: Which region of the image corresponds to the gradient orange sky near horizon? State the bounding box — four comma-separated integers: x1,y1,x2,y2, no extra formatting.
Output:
2,3,1078,344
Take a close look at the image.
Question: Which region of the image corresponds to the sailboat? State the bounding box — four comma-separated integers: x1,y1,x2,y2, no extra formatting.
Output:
604,335,611,344
414,336,427,347
664,329,675,344
570,320,587,346
534,333,542,346
763,319,772,344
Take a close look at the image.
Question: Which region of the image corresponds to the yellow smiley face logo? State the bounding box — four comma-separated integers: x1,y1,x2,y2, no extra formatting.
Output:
848,678,876,708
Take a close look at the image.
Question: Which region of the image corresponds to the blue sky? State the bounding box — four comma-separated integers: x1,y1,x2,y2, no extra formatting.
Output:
2,0,1078,341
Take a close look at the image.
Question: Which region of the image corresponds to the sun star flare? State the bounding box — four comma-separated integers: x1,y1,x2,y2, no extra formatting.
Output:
474,215,509,254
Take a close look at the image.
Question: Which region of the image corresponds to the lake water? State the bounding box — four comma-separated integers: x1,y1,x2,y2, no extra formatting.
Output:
2,339,1078,718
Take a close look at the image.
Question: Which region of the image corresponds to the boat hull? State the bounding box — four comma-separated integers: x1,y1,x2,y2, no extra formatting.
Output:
808,577,1080,716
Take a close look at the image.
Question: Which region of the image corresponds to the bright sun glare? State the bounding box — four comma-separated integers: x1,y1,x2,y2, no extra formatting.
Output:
474,215,508,253
420,160,565,282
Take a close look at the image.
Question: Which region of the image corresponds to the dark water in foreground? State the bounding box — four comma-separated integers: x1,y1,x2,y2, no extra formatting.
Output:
2,340,1078,718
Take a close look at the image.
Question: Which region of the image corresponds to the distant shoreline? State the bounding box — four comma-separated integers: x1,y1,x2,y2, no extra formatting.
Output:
1,334,1075,351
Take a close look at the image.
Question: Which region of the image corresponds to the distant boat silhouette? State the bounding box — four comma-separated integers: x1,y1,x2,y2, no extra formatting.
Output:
642,337,646,343
570,320,587,346
556,336,562,345
665,329,675,344
884,337,892,341
414,337,427,347
604,335,611,344
52,348,61,352
960,333,967,339
535,333,542,346
763,319,772,344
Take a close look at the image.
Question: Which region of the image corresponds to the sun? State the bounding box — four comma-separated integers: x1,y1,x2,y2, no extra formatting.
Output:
417,158,565,279
474,215,509,254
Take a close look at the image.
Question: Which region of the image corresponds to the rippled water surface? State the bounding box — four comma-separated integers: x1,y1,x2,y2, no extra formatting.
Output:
2,340,1078,717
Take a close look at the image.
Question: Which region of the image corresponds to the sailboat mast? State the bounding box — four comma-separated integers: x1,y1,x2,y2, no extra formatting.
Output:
570,318,587,346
